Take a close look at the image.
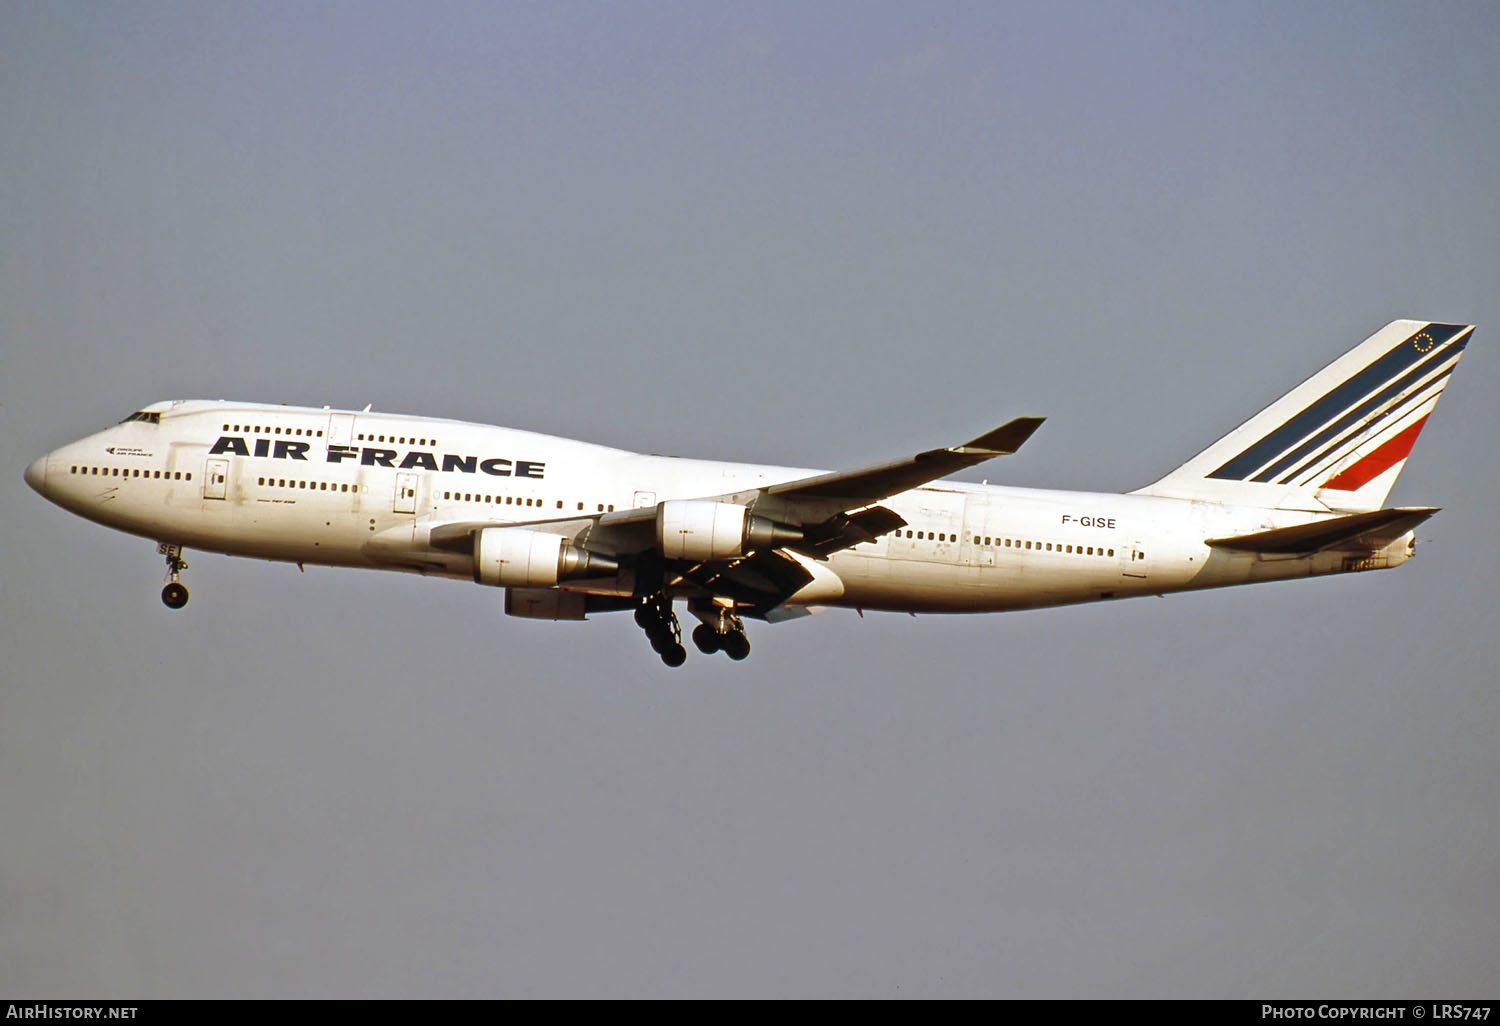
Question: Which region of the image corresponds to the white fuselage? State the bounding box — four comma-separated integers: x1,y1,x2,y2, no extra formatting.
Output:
28,400,1414,616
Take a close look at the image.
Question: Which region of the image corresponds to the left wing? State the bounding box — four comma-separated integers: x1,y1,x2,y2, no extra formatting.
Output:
410,415,1043,612
765,416,1045,506
589,415,1045,549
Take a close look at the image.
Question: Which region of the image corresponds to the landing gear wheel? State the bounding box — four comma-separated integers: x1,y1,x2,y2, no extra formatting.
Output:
157,543,191,609
722,632,750,661
637,590,687,665
692,624,721,654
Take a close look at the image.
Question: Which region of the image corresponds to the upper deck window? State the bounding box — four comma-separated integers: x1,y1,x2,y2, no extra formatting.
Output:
119,411,161,424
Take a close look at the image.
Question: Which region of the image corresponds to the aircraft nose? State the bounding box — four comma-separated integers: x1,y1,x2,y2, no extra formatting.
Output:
25,454,47,494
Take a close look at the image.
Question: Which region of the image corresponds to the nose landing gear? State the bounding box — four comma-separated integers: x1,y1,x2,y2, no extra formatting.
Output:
158,542,190,609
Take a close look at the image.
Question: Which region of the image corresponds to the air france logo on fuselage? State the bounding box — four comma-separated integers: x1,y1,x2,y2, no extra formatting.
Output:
207,435,545,478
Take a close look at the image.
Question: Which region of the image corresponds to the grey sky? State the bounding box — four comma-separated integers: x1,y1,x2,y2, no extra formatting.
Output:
2,1,1497,998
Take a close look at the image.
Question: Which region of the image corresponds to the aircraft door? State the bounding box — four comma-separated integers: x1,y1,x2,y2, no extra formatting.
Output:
327,412,355,446
909,489,966,563
966,494,994,567
634,490,656,509
1122,540,1152,578
204,458,229,500
394,472,418,514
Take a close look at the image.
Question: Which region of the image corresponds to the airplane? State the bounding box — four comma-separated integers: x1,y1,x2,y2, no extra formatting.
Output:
24,319,1472,666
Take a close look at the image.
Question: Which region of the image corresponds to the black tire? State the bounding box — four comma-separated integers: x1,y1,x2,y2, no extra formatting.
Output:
692,624,720,654
723,632,750,661
660,644,688,668
161,582,189,609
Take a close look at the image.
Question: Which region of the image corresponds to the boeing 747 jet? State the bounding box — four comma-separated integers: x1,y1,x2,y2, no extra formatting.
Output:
25,319,1471,665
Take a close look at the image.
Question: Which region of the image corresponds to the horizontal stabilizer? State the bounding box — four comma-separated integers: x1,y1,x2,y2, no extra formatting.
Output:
1205,507,1438,555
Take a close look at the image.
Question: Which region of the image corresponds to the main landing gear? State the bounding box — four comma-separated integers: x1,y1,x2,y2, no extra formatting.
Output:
689,601,750,661
158,542,189,609
634,594,754,667
635,592,687,667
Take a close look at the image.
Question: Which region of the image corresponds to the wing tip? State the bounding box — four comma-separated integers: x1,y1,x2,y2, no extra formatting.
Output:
955,416,1046,455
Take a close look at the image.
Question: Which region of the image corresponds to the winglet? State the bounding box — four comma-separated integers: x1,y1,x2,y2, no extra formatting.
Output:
953,417,1045,455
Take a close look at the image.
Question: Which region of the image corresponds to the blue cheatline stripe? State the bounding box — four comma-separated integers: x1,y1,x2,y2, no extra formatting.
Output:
1290,372,1452,489
1281,366,1455,486
1251,336,1468,483
1207,323,1470,481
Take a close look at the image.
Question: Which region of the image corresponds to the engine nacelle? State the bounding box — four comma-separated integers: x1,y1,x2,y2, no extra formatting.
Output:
505,588,587,620
473,527,618,588
655,500,803,561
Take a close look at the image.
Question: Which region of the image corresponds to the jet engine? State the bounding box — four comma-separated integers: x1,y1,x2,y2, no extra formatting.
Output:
473,527,618,588
655,500,802,561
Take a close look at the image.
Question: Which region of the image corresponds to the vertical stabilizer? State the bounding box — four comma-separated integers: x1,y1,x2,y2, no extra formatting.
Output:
1133,320,1473,512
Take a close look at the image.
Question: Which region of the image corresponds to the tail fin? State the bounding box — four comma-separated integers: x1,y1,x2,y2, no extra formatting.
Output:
1134,320,1473,512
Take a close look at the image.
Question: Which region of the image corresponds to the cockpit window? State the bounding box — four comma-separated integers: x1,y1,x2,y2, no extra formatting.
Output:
119,411,161,424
